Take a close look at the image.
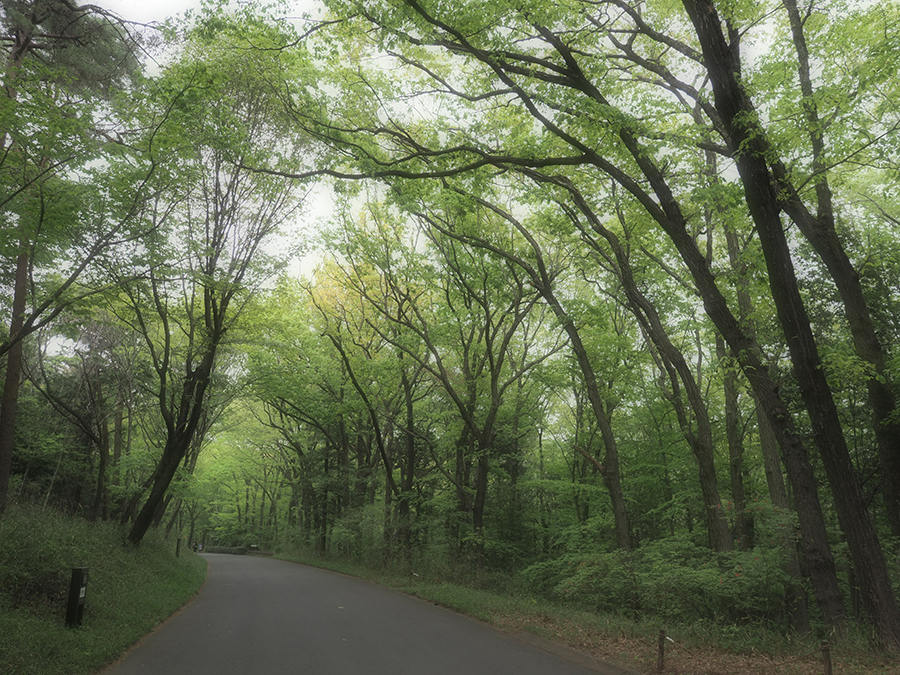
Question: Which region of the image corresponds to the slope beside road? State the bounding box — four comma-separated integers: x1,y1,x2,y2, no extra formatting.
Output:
100,553,640,675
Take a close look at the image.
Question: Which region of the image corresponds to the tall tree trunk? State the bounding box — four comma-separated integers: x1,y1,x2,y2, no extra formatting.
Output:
111,399,124,494
338,416,351,514
398,367,417,565
720,173,812,631
0,245,28,515
472,451,488,571
128,357,214,545
683,0,900,646
704,138,748,550
631,295,732,553
165,498,182,537
718,336,748,548
187,509,197,551
580,208,731,552
0,51,31,516
451,432,469,560
91,420,111,521
780,0,900,538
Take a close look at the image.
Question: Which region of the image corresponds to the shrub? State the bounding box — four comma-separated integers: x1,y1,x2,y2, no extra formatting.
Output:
552,550,636,613
519,536,795,629
204,546,247,555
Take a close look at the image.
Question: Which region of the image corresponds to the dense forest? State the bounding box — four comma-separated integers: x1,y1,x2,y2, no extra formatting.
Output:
2,0,900,649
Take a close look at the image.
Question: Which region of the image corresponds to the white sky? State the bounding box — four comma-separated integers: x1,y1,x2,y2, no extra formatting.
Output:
95,0,324,26
95,0,204,25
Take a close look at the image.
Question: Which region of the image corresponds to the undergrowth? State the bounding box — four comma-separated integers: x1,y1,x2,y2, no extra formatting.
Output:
0,505,207,675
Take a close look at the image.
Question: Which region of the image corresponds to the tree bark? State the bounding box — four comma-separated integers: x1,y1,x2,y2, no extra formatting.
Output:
623,265,732,553
91,419,110,521
0,24,30,514
398,366,417,564
472,451,489,570
536,165,848,632
722,209,812,631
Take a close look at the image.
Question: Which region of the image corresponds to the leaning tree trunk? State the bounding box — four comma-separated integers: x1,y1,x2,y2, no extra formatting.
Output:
541,288,632,551
721,219,812,631
683,0,900,647
780,0,900,538
127,355,215,545
540,149,849,633
575,193,732,551
618,262,733,553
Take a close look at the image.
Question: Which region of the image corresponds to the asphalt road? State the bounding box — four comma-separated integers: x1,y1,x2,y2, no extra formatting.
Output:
100,553,639,675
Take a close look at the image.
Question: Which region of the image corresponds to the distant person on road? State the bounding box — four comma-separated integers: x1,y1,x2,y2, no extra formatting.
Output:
192,542,198,553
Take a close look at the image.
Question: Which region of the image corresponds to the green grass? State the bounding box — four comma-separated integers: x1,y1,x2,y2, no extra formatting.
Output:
0,505,207,675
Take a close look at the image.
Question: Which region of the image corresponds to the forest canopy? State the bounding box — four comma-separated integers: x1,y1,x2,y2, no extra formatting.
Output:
2,0,900,650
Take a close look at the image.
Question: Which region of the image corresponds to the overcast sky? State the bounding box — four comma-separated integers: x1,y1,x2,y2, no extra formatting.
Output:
95,0,204,24
95,0,324,26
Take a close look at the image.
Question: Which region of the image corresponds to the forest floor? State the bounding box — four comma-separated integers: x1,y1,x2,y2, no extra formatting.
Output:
489,610,900,675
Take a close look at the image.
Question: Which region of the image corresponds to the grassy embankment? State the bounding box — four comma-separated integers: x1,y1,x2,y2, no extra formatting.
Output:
0,505,207,675
276,547,900,675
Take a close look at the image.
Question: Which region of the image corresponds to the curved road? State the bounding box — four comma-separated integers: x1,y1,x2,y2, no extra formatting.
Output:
101,553,638,675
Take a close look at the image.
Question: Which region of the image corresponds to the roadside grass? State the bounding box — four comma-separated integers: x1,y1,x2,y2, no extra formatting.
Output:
275,547,900,675
0,505,207,675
